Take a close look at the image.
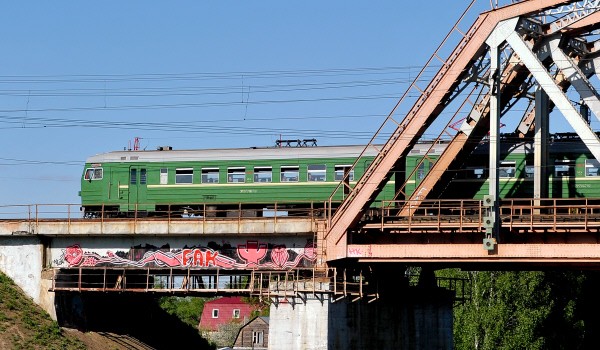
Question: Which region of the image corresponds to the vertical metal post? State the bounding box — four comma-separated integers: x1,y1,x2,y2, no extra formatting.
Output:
101,204,105,234
489,44,501,240
534,86,549,211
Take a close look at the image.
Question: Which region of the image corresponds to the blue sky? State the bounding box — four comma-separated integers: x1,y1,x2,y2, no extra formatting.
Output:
0,1,522,208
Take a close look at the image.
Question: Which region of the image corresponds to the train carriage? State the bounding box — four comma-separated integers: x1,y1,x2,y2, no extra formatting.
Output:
80,133,600,218
80,145,394,217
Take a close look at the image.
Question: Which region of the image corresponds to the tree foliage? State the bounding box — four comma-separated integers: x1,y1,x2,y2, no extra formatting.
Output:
159,296,212,328
438,269,586,350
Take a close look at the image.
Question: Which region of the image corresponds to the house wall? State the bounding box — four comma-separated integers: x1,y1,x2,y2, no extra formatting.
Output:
234,318,269,349
199,298,254,331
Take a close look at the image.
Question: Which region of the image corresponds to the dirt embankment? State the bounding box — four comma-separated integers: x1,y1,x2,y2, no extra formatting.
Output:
0,271,154,350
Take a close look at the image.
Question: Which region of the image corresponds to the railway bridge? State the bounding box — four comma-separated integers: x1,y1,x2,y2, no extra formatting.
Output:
3,0,600,348
2,197,600,348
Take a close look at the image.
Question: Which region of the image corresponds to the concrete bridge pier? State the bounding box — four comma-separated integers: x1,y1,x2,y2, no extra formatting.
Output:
269,267,454,350
0,235,56,319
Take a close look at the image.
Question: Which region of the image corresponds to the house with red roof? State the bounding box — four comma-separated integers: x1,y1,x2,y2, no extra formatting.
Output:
199,296,255,332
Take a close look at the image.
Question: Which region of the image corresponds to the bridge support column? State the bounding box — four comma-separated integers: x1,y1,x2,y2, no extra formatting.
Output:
0,236,55,319
269,284,453,349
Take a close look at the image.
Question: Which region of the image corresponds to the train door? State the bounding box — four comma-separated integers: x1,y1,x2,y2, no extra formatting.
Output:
552,159,575,198
128,167,148,212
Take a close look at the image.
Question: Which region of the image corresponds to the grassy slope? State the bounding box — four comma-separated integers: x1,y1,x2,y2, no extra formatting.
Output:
0,272,85,350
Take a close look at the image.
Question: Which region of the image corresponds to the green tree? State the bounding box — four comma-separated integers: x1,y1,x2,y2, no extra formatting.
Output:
242,296,270,318
159,296,212,328
438,269,585,350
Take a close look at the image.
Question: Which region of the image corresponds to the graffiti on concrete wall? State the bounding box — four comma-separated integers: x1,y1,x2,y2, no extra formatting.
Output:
53,239,316,269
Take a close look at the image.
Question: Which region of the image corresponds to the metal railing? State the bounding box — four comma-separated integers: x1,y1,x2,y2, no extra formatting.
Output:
250,268,333,299
52,267,254,294
0,201,325,235
0,201,326,221
363,198,600,233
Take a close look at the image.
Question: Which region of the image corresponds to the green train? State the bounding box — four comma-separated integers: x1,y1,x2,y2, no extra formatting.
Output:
404,133,600,201
80,134,600,217
79,144,391,217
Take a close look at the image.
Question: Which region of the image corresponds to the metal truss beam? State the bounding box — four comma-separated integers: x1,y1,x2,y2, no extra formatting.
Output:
506,23,600,160
348,243,600,264
549,36,600,121
547,0,600,32
399,53,529,215
326,0,599,262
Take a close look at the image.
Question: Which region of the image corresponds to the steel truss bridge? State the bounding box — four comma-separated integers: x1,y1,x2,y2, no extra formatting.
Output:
4,0,600,302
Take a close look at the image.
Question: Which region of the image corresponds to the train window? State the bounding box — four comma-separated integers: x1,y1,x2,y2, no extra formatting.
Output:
524,165,535,178
465,167,487,179
308,164,326,182
499,161,516,178
417,163,426,180
228,167,246,183
175,168,193,184
84,168,103,181
202,168,219,183
160,168,168,184
281,166,299,182
254,167,272,183
416,161,433,180
130,169,137,185
586,159,600,176
335,165,354,181
554,160,574,177
140,169,147,184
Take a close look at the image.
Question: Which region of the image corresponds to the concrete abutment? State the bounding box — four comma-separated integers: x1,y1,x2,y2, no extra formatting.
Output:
269,286,454,349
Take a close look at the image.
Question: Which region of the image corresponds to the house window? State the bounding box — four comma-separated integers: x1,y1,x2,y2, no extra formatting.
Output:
307,164,326,182
252,331,264,346
228,167,246,183
554,160,574,177
499,161,516,178
334,165,354,181
586,159,600,177
254,167,272,183
281,166,299,182
175,168,193,184
202,168,219,183
84,168,103,181
212,309,219,318
160,168,168,184
233,309,240,319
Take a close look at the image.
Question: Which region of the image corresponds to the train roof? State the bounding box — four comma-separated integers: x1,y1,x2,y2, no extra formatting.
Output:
86,145,379,163
87,134,593,164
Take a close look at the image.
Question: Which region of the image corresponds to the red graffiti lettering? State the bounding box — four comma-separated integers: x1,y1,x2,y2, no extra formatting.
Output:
192,249,204,267
182,249,192,266
205,250,218,267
